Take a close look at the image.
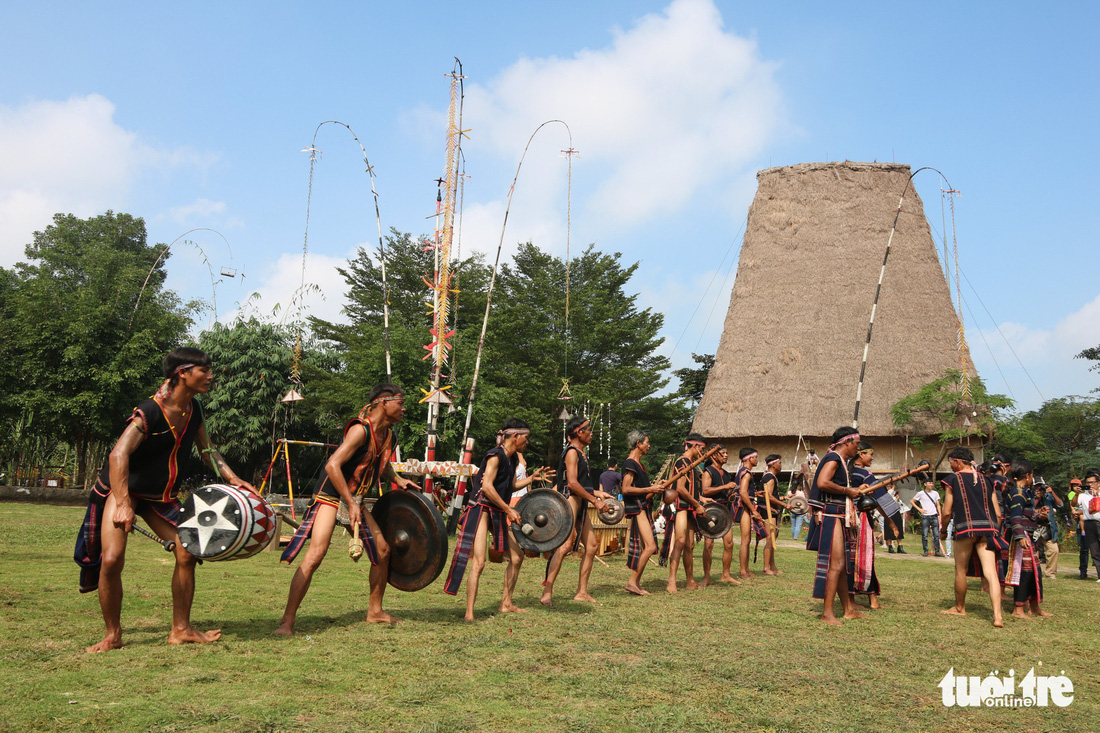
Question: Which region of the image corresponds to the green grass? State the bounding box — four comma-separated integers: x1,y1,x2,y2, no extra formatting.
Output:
1,503,1097,732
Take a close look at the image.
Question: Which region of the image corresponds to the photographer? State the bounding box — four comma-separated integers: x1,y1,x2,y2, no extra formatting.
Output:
1032,479,1062,578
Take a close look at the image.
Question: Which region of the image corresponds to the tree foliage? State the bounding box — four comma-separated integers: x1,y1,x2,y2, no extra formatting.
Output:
890,369,1014,469
0,212,194,485
991,396,1100,488
1076,345,1100,392
672,353,715,407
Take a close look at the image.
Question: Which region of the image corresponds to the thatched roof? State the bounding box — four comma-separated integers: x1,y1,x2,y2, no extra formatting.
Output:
693,161,976,439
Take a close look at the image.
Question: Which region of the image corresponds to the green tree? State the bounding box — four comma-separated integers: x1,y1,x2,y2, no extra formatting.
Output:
890,369,1014,470
672,353,715,408
196,317,337,483
991,396,1100,488
1,212,194,486
1076,345,1100,392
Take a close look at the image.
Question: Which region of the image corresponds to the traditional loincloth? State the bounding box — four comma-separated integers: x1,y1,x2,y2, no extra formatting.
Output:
444,502,507,595
280,494,379,566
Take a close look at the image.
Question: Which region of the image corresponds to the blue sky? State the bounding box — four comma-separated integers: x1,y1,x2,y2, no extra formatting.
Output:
3,0,1098,412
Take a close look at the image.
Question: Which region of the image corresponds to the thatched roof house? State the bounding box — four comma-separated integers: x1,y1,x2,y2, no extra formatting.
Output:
693,161,979,471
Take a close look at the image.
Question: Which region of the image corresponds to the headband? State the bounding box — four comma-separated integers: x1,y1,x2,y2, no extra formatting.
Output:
830,433,860,450
358,394,404,420
496,428,531,446
741,451,758,463
170,363,198,377
685,440,706,447
766,457,781,467
570,420,591,436
155,363,200,399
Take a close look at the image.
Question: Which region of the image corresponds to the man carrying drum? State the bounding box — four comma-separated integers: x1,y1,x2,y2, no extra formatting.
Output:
275,383,419,633
74,347,255,653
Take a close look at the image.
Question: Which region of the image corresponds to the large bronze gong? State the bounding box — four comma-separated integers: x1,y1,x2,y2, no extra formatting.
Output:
696,503,733,540
597,496,625,525
371,489,448,592
511,489,574,553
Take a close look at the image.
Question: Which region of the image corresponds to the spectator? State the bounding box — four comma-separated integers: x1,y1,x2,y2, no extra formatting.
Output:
885,486,907,553
1035,480,1063,579
911,480,944,557
789,483,809,540
1078,472,1100,582
598,458,622,500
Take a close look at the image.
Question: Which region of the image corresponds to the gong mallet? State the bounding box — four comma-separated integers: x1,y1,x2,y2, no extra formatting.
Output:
131,522,175,552
856,460,931,495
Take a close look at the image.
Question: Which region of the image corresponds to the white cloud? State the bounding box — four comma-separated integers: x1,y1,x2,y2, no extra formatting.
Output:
971,293,1100,410
224,250,354,329
0,94,217,267
460,0,784,253
169,198,227,226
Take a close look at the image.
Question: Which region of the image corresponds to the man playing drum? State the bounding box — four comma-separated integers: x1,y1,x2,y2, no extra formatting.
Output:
443,418,553,620
74,347,255,653
275,383,419,633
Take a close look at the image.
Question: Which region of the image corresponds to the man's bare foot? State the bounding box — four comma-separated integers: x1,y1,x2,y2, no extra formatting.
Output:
667,581,678,594
462,614,476,623
499,603,528,613
167,627,221,645
1011,609,1030,619
273,622,294,637
941,606,966,616
684,581,700,591
993,618,1004,628
1035,609,1054,617
700,578,711,588
365,611,400,624
86,636,123,653
764,570,778,576
539,593,553,607
820,615,843,627
842,609,866,620
719,575,742,585
740,571,754,579
625,584,650,596
870,600,882,610
573,592,597,602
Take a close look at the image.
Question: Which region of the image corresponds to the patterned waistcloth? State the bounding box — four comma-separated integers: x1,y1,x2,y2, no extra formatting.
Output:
627,513,651,570
74,484,180,593
812,505,849,599
444,502,507,595
280,495,379,566
1007,541,1043,605
848,511,879,596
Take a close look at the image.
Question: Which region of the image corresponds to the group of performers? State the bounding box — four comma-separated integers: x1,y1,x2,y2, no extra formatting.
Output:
75,348,1060,652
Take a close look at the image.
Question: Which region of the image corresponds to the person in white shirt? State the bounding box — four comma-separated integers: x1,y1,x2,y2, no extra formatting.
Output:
910,481,944,557
1077,472,1100,582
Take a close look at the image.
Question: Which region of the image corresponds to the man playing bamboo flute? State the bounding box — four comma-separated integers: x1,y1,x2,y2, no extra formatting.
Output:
443,419,553,620
275,383,419,634
758,454,791,576
542,416,614,605
939,446,1005,628
735,447,767,580
622,430,663,596
701,445,740,586
809,427,865,626
75,348,256,653
667,434,710,593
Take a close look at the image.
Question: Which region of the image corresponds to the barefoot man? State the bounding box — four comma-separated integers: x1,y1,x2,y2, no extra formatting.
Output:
809,426,865,626
758,454,792,576
622,430,666,595
700,445,740,586
667,434,710,593
542,416,614,605
275,383,419,634
735,447,766,579
444,418,553,620
75,347,255,652
939,446,1005,628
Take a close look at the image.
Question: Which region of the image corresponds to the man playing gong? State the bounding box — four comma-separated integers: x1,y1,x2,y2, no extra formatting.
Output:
443,419,553,620
700,445,740,586
541,416,614,605
666,434,710,593
275,383,419,634
75,347,255,653
735,447,766,580
622,430,665,595
758,454,791,576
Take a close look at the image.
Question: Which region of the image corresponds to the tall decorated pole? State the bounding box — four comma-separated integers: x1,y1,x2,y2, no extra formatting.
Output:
420,60,467,494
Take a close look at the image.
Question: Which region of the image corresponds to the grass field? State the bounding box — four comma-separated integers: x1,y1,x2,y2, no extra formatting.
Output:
1,503,1097,732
